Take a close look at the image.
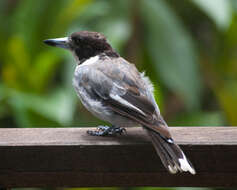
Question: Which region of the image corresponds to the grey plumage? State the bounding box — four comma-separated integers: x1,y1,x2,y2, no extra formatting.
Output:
44,31,196,174
73,56,157,128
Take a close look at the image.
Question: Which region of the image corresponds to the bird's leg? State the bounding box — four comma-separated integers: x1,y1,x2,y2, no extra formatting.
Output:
87,125,126,136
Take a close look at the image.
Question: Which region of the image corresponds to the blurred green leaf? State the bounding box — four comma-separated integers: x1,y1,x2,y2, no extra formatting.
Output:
6,87,77,127
3,35,30,90
140,0,202,110
192,0,232,30
53,0,93,35
10,0,53,56
231,0,237,13
1,0,236,128
30,51,60,92
216,82,237,125
169,111,225,126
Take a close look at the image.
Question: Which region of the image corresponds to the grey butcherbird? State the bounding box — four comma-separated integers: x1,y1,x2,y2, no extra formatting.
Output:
44,31,196,174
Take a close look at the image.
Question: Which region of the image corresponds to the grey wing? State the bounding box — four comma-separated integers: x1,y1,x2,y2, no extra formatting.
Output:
77,60,172,139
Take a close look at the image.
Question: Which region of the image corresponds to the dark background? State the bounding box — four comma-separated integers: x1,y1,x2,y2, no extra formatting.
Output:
0,0,237,189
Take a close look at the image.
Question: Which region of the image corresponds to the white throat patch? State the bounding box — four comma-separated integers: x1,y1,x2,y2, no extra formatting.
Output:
82,55,99,66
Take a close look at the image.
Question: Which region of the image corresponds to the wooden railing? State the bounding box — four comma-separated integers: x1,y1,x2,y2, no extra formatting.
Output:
0,127,236,188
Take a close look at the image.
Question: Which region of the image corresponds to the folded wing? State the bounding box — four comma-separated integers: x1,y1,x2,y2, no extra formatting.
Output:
83,61,172,140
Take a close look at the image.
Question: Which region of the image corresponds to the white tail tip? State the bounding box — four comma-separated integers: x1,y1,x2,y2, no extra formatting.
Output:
168,165,178,174
179,152,196,175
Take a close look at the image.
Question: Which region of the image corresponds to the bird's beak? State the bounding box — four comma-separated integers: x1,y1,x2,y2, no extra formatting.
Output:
44,37,70,49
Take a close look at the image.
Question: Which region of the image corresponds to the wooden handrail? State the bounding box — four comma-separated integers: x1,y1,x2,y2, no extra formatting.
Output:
0,127,236,187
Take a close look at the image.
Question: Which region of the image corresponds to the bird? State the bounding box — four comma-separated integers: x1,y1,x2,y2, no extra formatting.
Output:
44,31,196,174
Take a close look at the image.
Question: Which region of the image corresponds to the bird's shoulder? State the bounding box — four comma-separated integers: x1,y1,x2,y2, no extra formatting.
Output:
76,55,154,99
75,55,154,97
95,56,147,90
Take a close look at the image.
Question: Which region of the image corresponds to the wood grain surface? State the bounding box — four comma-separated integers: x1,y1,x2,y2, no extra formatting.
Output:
0,127,236,187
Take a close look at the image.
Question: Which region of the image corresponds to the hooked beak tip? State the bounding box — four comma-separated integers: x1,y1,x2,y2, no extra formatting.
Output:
43,37,70,49
43,39,56,46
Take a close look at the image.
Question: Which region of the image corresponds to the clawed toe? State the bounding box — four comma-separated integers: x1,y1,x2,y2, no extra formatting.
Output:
87,126,126,136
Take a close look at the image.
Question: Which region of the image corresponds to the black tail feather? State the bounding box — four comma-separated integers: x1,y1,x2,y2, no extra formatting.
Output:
145,127,196,174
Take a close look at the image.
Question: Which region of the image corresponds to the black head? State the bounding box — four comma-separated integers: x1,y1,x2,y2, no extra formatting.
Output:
44,31,118,62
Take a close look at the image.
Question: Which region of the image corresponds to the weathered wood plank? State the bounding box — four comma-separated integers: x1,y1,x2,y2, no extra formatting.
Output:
0,127,236,187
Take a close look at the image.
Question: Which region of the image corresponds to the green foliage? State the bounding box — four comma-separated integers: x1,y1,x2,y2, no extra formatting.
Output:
0,0,90,127
192,0,232,30
1,0,237,130
140,0,202,110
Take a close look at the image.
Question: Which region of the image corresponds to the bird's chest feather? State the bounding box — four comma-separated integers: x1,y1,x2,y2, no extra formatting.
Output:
73,63,112,121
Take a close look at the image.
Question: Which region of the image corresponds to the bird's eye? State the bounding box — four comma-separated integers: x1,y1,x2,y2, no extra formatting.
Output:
73,37,81,45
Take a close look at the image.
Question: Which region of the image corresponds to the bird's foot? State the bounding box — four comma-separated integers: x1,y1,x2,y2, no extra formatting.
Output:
87,125,126,136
